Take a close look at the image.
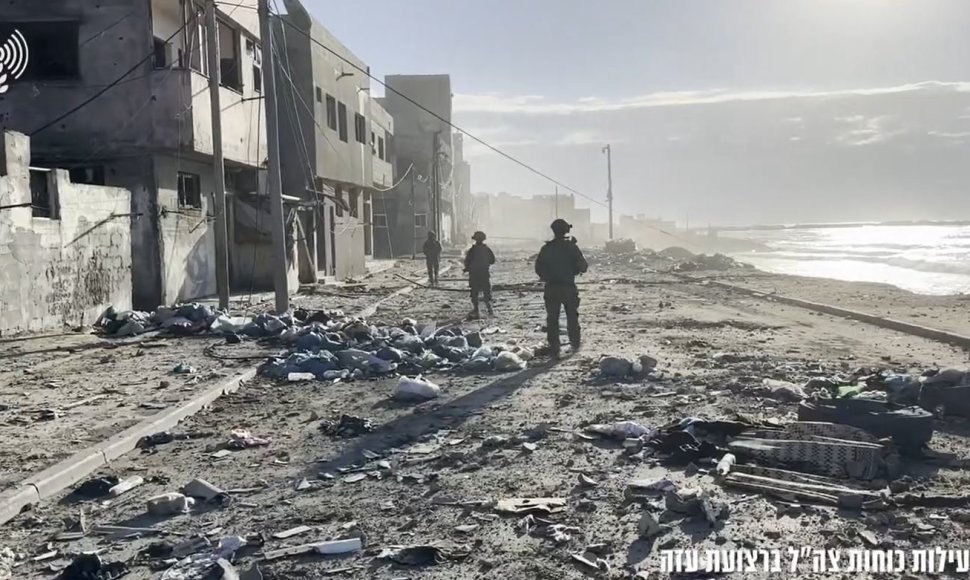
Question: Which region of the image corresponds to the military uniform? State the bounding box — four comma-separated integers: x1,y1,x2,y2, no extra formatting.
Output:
535,235,588,351
464,242,495,315
422,236,442,285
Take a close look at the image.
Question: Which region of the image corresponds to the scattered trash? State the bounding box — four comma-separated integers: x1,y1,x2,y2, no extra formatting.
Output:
182,478,226,502
715,454,736,476
599,356,634,377
393,376,441,401
62,553,127,580
493,350,527,371
108,476,144,497
271,526,313,540
638,512,663,539
587,421,655,440
74,475,120,498
262,538,363,560
379,545,469,566
173,362,197,375
495,497,566,516
227,429,271,449
146,492,195,516
319,414,376,438
761,379,806,402
138,431,176,448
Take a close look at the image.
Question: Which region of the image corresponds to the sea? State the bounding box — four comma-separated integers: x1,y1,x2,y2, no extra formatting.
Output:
729,224,970,296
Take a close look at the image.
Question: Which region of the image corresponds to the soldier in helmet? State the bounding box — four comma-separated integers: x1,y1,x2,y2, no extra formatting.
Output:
535,219,588,356
464,231,495,319
422,231,442,286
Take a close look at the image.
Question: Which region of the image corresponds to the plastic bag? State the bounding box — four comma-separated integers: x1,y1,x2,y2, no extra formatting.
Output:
393,375,441,400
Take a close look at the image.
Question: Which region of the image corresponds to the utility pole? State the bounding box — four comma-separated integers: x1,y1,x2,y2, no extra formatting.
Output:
432,131,442,241
258,0,289,313
603,144,614,240
410,171,416,259
205,0,230,310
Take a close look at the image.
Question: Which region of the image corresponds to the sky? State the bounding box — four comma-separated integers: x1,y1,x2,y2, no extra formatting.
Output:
304,0,970,226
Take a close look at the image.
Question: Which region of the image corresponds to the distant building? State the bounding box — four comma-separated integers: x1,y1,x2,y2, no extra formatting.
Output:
375,74,454,257
275,0,394,281
0,0,294,309
473,192,592,246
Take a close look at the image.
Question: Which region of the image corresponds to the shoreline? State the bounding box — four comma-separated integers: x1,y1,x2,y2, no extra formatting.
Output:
710,266,970,340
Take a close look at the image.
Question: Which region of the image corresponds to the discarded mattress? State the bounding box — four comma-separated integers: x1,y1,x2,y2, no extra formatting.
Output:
726,421,898,481
797,399,933,451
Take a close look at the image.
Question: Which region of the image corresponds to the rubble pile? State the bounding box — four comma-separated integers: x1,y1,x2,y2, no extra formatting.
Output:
259,317,535,381
95,302,536,381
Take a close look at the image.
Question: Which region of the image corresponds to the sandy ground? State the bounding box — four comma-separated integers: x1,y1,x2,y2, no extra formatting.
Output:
2,250,970,579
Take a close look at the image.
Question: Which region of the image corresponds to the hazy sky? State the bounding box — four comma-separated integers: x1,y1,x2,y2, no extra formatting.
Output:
305,0,970,225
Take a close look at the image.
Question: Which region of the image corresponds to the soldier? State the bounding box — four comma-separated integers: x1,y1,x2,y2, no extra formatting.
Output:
535,219,588,356
463,231,495,319
422,231,442,286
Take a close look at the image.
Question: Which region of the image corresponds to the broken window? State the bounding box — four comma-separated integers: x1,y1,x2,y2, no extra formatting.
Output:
153,37,171,68
349,190,359,218
334,185,344,217
247,39,261,92
69,166,105,186
178,172,202,209
185,2,207,74
354,114,367,144
0,22,80,80
415,213,428,228
29,168,57,219
337,102,348,142
326,95,337,130
374,214,387,227
218,20,241,91
378,136,386,161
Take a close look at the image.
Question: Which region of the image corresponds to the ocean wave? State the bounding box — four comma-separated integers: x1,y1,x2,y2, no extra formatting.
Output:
746,252,970,277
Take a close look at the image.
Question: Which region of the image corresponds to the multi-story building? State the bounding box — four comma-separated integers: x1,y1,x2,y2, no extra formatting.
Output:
473,192,593,247
0,0,296,309
274,0,393,281
376,74,453,257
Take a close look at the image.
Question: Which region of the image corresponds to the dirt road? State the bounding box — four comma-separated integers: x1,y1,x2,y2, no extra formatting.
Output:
3,251,969,579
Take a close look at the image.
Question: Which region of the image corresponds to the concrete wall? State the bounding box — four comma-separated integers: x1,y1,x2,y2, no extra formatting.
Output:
154,155,216,303
0,0,155,156
275,3,374,191
0,133,132,335
371,102,394,188
332,188,367,279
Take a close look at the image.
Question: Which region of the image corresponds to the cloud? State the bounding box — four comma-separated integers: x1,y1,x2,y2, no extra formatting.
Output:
454,81,970,115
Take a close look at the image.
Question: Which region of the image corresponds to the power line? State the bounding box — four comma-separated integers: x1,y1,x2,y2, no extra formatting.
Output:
274,16,609,211
31,16,195,136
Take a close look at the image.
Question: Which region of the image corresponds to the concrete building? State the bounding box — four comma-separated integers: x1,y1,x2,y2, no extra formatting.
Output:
0,0,297,310
376,74,454,257
274,0,394,281
1,132,132,335
473,192,593,247
453,133,473,242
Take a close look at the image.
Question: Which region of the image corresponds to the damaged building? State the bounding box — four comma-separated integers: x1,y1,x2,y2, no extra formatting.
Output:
375,74,454,258
274,0,394,281
0,0,296,310
0,132,132,335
